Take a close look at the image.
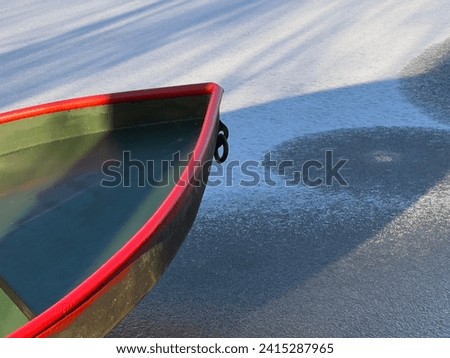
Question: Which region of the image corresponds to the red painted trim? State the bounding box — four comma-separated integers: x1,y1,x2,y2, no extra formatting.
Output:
36,265,133,337
6,82,223,337
0,83,219,124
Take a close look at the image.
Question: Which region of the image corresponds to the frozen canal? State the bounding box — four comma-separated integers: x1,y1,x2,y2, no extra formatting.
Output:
1,1,449,337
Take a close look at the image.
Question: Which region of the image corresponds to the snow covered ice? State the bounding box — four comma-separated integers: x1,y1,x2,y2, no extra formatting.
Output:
1,0,449,337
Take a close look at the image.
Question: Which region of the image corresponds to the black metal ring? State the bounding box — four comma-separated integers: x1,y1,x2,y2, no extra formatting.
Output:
214,133,229,163
218,120,229,139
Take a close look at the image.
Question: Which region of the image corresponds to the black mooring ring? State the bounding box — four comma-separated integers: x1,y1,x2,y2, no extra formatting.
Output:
214,132,229,163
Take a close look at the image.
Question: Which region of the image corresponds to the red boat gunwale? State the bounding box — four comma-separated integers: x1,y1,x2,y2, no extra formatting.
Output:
3,82,223,337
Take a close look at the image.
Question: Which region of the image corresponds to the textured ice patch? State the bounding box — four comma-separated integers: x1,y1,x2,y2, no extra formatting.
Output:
401,38,450,125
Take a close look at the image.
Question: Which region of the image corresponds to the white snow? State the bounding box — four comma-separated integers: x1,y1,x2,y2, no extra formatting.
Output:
1,0,450,337
1,1,449,154
2,0,450,250
1,0,448,179
0,1,448,107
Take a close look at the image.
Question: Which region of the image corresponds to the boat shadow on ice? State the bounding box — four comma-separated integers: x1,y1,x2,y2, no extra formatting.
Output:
111,46,450,337
112,125,450,338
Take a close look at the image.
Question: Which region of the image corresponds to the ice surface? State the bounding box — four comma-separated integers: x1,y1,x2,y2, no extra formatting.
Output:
1,0,449,337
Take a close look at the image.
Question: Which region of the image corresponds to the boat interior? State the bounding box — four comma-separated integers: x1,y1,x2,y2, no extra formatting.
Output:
0,94,210,336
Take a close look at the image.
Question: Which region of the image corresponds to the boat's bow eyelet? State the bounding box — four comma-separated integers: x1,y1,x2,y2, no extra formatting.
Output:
214,120,229,164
